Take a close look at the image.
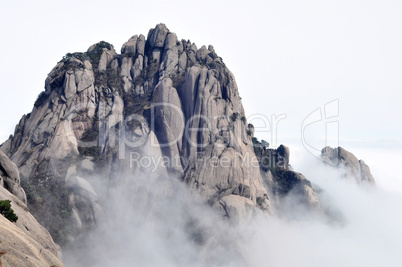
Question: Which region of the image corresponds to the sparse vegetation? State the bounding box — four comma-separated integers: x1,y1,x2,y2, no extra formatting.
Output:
34,92,49,108
145,59,160,83
87,41,113,62
59,41,114,74
20,175,41,203
256,197,264,206
0,200,18,222
230,112,239,122
78,124,107,168
23,160,76,246
62,52,89,63
252,137,263,156
133,76,145,87
122,52,135,58
260,156,272,172
171,71,186,89
271,168,300,195
261,140,269,149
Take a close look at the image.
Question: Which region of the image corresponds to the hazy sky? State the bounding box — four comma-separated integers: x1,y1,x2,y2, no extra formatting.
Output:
1,0,401,147
1,2,402,265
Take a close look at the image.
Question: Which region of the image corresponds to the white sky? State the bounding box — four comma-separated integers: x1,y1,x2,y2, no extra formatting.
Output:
2,3,402,263
1,0,401,157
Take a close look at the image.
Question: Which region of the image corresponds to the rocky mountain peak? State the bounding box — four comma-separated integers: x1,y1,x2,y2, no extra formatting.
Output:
252,140,321,212
0,24,323,247
0,24,265,244
147,23,170,48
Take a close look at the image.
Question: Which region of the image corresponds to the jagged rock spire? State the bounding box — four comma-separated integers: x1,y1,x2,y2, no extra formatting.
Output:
0,24,270,245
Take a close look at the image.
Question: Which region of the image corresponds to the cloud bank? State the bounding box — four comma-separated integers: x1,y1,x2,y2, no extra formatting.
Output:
63,148,402,267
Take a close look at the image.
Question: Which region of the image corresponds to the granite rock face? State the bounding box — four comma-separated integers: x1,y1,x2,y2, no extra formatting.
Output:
321,146,376,185
1,24,272,244
0,151,26,204
0,152,65,267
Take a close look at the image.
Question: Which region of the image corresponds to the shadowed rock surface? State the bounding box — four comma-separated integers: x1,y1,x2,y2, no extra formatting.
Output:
0,152,65,267
0,151,26,204
252,140,321,213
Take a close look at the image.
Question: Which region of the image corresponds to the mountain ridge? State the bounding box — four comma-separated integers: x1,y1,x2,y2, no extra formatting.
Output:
1,23,319,247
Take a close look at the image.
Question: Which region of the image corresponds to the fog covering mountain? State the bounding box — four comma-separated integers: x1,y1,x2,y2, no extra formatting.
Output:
0,23,320,243
0,24,395,267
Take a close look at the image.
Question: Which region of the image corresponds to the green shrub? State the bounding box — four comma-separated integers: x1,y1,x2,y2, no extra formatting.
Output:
271,168,300,195
87,41,113,62
256,197,264,206
133,76,144,87
230,112,239,121
145,60,159,83
62,52,89,63
34,92,49,108
0,200,18,222
20,175,41,203
261,140,269,149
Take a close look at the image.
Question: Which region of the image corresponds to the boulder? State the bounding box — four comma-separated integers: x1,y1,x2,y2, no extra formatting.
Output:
148,24,169,48
0,151,26,204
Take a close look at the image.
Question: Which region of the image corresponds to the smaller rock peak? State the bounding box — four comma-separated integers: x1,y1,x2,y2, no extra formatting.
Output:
163,32,178,50
87,40,114,53
121,35,138,54
321,146,376,186
86,41,116,71
147,23,170,49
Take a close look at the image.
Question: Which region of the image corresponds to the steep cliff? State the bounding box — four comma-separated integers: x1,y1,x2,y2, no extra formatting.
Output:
1,24,273,244
0,151,65,267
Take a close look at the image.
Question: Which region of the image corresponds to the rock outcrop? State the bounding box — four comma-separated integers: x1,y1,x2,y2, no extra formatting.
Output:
1,24,272,244
0,151,65,267
0,151,26,204
252,140,320,212
321,146,376,185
